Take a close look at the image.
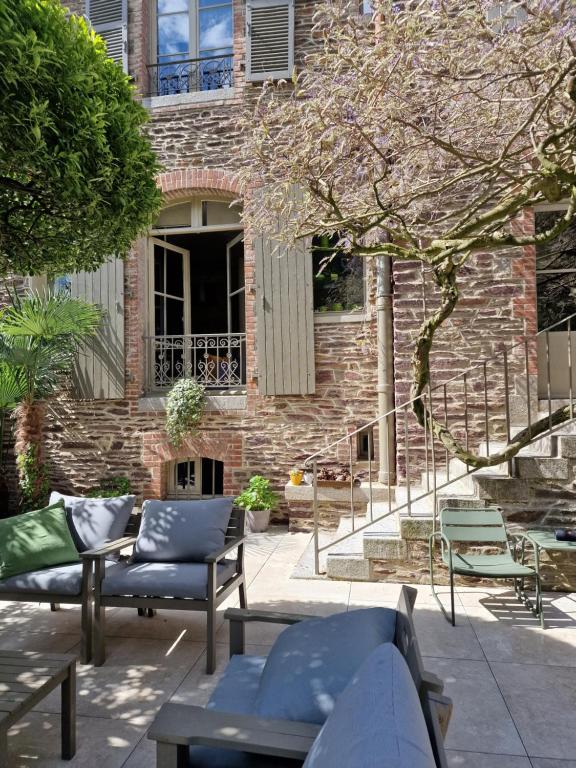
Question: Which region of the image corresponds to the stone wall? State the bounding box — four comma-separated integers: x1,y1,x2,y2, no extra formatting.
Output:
392,210,538,482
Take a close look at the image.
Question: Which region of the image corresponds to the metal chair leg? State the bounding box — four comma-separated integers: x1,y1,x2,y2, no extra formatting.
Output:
449,569,455,626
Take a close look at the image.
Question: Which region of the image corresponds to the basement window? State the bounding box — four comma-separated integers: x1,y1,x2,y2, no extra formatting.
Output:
168,457,224,498
357,427,375,461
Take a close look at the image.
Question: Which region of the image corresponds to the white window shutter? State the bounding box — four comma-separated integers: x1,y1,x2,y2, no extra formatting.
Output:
85,0,128,73
246,0,294,82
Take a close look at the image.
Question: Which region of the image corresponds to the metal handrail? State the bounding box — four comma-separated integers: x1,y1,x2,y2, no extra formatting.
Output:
307,311,576,575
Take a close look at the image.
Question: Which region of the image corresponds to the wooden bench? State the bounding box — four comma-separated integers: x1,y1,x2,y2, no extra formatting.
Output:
0,651,76,766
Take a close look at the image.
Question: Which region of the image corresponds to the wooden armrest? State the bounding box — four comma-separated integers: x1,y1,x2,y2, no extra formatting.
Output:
428,691,453,739
225,608,317,625
148,703,320,760
80,536,137,558
205,536,246,564
422,671,444,694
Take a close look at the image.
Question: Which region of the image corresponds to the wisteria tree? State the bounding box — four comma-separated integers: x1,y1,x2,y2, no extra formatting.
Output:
240,0,576,467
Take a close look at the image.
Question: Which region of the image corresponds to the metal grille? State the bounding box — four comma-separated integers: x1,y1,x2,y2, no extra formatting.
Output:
147,55,233,97
144,333,246,391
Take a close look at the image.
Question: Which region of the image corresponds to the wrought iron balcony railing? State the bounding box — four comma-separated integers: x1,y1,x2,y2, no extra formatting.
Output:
147,55,233,97
144,333,246,391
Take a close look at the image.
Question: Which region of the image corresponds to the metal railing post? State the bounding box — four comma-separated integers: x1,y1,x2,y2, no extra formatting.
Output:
313,460,320,575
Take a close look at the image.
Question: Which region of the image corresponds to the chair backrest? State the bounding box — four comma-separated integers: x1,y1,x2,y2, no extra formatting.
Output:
440,506,508,545
226,506,245,542
394,585,448,768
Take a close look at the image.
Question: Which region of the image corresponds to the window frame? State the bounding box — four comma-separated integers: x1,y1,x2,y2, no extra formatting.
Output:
150,0,234,68
534,202,576,332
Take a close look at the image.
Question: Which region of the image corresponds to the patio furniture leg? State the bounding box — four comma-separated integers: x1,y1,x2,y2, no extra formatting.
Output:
61,662,76,760
93,559,106,667
449,569,455,626
0,727,7,768
156,742,188,768
80,559,92,665
429,534,451,625
207,604,216,674
50,603,60,612
239,580,247,609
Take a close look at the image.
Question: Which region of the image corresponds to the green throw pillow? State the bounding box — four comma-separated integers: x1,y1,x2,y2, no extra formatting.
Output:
0,501,80,580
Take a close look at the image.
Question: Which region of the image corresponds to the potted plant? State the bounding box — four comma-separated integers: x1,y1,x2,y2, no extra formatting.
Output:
235,475,278,533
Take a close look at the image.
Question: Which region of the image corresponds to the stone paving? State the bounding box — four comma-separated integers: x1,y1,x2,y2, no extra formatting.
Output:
2,528,576,767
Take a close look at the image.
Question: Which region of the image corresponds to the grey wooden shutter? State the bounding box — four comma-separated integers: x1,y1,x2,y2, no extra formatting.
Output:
254,218,315,396
69,260,125,399
246,0,294,82
85,0,128,72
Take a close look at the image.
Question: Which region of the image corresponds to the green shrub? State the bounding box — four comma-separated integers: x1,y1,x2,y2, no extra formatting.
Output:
165,379,206,447
235,475,278,512
86,476,131,498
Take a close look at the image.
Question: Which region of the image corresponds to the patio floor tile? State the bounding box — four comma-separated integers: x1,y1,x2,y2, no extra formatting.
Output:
425,658,526,755
446,751,531,767
490,662,576,759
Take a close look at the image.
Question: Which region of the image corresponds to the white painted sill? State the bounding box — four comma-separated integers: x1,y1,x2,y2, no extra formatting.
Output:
314,311,367,324
142,88,236,110
139,392,247,412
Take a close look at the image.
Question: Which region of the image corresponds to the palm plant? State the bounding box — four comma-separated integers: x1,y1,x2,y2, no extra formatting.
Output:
0,291,101,510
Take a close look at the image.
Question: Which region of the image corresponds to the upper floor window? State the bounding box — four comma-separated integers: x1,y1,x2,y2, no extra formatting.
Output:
536,208,576,331
312,234,365,314
150,0,234,96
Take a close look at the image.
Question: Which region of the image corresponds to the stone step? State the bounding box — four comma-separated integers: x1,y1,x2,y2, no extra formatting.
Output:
326,553,372,581
514,456,570,480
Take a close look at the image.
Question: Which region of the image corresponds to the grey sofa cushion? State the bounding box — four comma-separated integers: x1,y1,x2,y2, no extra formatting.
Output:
255,607,396,725
49,492,135,552
0,561,113,596
303,643,436,768
207,654,266,715
133,498,234,563
101,559,237,599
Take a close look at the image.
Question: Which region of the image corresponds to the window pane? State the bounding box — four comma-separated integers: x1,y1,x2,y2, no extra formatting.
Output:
154,203,191,229
154,294,165,335
535,211,576,272
165,250,184,297
154,245,165,292
158,12,189,58
202,200,241,226
158,0,188,12
176,461,189,489
199,5,232,53
166,297,185,334
537,272,576,331
312,235,364,312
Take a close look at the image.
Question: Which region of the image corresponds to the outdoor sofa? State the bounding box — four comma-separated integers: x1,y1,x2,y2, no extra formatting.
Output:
83,498,247,673
0,492,135,664
149,585,451,768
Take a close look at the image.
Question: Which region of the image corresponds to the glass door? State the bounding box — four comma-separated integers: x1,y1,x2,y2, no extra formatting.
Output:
149,237,191,388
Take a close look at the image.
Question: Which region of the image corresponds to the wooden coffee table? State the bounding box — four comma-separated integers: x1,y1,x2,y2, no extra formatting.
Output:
0,651,76,766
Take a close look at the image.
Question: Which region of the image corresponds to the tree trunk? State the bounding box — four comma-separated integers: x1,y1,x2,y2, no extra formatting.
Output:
14,400,48,510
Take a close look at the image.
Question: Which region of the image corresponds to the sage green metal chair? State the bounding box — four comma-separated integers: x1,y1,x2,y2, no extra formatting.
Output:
429,507,542,627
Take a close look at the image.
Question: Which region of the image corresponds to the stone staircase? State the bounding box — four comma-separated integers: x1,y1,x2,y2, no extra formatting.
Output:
325,419,576,581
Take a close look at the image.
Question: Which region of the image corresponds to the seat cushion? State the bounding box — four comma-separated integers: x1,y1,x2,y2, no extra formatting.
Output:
101,559,237,599
207,654,266,715
303,643,436,768
0,502,80,580
49,492,135,552
133,498,234,563
446,551,536,577
0,560,111,596
255,607,396,725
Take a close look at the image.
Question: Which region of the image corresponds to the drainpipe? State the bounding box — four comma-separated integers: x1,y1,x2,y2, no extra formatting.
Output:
376,255,396,484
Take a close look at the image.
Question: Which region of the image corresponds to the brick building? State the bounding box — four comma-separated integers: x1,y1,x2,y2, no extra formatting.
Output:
7,0,575,535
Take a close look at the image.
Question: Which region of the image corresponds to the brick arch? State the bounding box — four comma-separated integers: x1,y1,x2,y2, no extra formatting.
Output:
157,169,241,203
142,429,242,499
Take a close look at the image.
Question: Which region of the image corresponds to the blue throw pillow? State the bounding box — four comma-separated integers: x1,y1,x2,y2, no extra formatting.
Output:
50,492,135,552
303,643,436,768
255,607,396,725
133,497,234,563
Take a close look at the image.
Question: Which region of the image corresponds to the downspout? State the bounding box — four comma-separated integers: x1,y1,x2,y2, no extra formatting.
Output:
376,255,396,484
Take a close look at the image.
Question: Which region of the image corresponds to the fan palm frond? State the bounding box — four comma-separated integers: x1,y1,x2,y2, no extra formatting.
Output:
0,361,27,411
0,292,102,343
